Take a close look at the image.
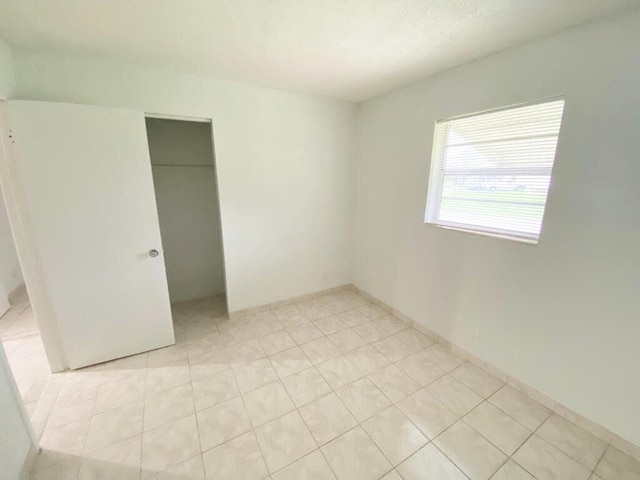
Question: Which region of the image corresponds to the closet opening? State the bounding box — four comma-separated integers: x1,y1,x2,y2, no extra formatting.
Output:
145,116,228,324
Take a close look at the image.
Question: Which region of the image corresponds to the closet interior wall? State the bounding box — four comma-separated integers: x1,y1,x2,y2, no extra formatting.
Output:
145,118,225,305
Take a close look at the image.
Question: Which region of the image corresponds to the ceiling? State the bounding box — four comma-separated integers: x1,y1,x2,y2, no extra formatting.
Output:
0,0,638,102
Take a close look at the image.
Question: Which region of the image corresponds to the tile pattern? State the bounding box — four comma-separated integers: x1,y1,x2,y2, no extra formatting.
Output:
1,290,51,420
24,292,640,480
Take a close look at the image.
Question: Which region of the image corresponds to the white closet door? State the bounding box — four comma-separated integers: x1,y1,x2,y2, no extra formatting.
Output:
7,100,174,369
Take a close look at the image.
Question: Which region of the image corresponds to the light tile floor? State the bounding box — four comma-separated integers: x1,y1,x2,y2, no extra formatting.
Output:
1,290,51,418
24,291,640,479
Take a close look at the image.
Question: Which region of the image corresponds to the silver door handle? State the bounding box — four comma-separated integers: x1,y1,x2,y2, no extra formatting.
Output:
149,249,159,258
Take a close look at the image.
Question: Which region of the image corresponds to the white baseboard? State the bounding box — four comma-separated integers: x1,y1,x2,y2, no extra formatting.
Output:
351,284,640,462
225,281,640,460
228,284,354,318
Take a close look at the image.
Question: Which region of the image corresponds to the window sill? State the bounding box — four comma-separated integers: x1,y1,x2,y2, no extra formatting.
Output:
424,222,538,245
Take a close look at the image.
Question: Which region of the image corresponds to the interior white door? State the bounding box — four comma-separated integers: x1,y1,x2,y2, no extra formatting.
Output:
6,100,174,369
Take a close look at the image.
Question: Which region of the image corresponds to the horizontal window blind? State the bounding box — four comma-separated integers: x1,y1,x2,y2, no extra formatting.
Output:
425,99,565,243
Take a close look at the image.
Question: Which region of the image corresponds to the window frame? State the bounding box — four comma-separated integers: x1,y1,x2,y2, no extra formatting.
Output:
424,97,565,245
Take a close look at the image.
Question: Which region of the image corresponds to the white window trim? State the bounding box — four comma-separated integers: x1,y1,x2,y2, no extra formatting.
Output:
424,97,565,244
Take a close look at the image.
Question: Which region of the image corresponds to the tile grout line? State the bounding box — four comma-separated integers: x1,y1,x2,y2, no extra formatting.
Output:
253,314,439,476
357,286,640,464
217,312,404,476
187,366,205,478
504,409,554,479
228,352,272,478
293,314,449,472
137,358,150,479
486,387,549,432
150,312,402,476
590,445,609,478
270,337,344,480
435,375,552,475
426,395,490,480
469,383,553,476
169,298,628,478
35,318,461,476
258,323,338,478
316,320,541,479
35,291,633,480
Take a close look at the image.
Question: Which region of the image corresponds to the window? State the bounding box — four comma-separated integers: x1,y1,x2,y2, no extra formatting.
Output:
425,98,565,244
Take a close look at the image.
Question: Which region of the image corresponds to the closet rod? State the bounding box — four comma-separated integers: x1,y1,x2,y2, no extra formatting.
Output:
152,164,214,168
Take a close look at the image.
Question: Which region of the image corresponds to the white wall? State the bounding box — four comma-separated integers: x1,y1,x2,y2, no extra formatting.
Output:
354,10,640,445
0,38,35,479
0,40,16,98
6,7,639,451
0,39,23,313
12,51,356,312
146,118,225,303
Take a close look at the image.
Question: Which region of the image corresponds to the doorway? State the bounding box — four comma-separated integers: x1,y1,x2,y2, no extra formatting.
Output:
144,116,227,322
0,184,50,423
